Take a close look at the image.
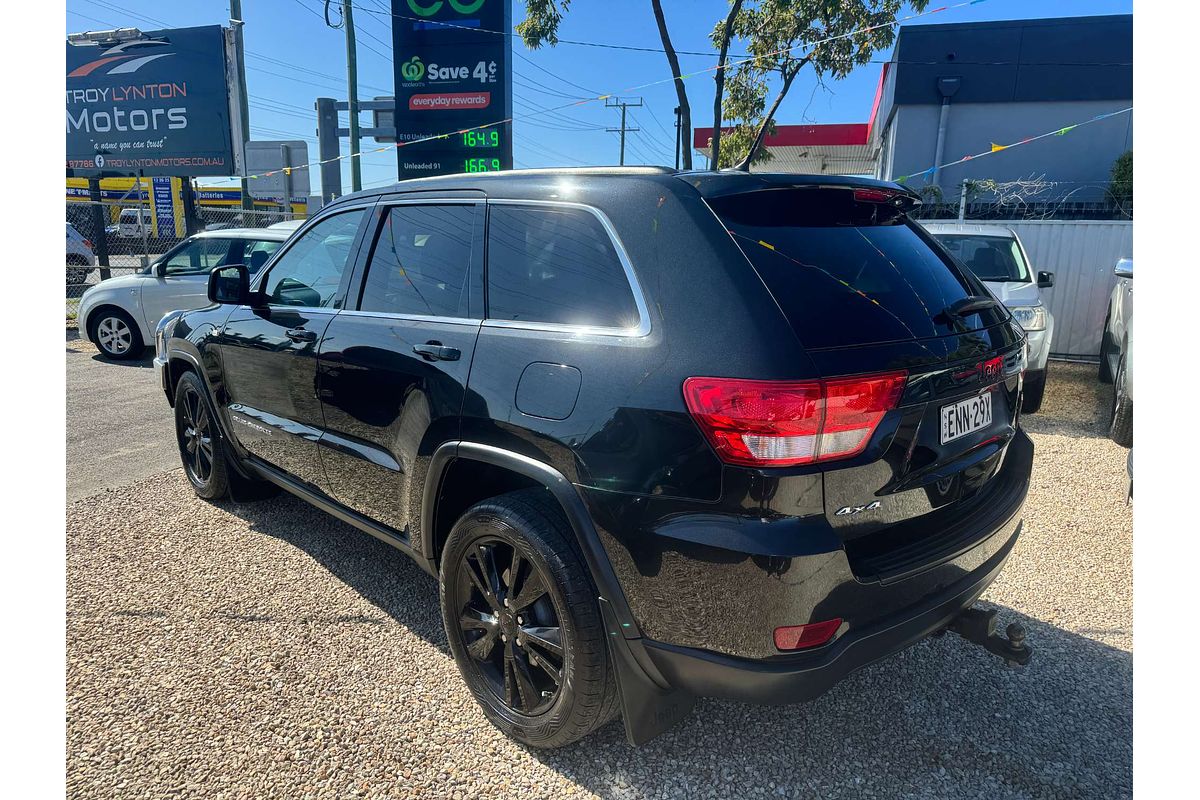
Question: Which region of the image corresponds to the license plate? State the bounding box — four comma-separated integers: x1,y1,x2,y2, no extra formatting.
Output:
940,391,993,444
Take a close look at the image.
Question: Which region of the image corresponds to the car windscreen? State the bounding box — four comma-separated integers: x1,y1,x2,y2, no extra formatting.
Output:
708,187,1004,350
932,233,1030,282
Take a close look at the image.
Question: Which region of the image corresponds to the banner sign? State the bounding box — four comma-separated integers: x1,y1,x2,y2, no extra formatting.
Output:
391,0,513,179
66,25,238,178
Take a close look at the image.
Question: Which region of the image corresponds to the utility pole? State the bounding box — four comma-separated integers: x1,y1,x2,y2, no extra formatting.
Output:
673,105,681,170
229,0,253,213
605,97,642,167
328,1,362,193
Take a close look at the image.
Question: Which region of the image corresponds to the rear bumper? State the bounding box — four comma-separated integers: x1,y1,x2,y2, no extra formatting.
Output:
641,522,1018,703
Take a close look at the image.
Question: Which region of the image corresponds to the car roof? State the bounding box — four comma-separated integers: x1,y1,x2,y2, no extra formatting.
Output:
921,222,1018,238
321,166,914,209
268,219,305,231
193,227,291,241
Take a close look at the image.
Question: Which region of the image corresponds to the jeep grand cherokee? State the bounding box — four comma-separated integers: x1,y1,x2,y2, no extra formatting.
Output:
154,168,1034,747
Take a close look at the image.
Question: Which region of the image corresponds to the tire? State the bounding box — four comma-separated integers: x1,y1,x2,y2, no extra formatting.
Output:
174,371,231,500
1109,352,1132,448
1098,319,1114,384
439,488,619,748
88,307,144,360
66,256,90,287
1021,369,1047,414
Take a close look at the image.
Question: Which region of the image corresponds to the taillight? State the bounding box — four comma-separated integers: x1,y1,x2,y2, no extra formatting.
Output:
683,372,907,467
83,239,93,249
774,618,843,651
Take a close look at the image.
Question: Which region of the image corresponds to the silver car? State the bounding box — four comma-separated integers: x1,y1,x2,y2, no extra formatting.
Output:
1100,258,1132,447
924,223,1055,413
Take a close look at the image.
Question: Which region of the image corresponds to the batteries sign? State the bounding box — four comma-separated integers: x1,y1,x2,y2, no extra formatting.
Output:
391,0,513,179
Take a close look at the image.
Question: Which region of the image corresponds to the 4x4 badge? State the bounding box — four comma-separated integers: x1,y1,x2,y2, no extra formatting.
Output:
835,501,882,516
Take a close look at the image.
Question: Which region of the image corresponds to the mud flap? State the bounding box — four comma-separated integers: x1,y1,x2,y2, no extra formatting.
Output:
599,597,696,745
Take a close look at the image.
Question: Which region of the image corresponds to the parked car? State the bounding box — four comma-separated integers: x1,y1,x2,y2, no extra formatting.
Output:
66,222,96,287
155,169,1034,747
117,207,153,238
922,223,1054,413
79,228,289,360
1099,258,1133,447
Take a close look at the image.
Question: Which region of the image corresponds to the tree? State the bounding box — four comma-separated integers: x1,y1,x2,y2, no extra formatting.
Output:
709,0,746,169
722,0,929,170
518,1,744,170
1108,150,1132,213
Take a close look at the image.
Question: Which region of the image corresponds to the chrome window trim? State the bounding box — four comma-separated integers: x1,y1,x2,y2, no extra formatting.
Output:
482,198,653,338
337,309,482,326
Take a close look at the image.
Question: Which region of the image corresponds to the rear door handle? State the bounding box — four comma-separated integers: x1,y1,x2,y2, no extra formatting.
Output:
412,342,461,362
286,327,317,343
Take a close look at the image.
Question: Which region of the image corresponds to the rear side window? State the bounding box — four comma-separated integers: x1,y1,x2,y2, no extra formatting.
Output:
486,205,639,329
709,187,999,349
932,234,1030,282
359,204,476,318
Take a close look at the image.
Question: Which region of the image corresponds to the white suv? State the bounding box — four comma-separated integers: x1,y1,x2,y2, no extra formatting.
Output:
79,228,290,360
923,223,1055,413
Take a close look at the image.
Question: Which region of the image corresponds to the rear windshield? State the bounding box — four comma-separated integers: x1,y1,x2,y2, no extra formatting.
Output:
931,233,1030,283
709,187,1001,349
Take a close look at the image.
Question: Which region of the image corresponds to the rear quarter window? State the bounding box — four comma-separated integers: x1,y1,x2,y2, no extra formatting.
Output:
486,205,640,330
708,187,1001,349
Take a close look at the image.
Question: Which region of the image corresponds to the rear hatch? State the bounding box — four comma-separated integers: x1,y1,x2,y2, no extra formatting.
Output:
704,181,1029,582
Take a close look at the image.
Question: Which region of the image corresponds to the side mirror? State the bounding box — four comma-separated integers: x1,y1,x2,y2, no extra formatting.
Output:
208,264,251,305
1114,259,1133,279
154,260,166,278
1037,271,1055,289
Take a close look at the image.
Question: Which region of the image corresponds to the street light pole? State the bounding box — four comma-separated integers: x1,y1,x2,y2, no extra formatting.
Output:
673,106,681,170
229,0,253,213
342,0,362,192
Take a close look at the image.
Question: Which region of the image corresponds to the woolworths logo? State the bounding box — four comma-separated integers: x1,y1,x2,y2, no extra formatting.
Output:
401,56,425,81
407,0,486,17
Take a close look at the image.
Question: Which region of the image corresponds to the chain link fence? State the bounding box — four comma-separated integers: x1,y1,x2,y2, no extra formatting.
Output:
65,201,302,322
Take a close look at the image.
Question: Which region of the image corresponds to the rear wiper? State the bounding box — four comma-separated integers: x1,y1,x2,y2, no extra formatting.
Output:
941,295,999,320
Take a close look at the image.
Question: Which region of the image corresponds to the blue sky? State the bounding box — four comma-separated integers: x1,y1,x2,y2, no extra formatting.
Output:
66,0,1133,193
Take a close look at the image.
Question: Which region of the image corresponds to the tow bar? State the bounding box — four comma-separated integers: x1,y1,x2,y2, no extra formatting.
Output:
946,606,1033,667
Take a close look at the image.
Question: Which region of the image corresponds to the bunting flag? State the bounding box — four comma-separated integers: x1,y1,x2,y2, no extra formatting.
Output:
894,107,1132,184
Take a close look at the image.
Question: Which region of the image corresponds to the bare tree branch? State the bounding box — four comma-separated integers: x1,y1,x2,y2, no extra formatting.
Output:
650,0,692,170
734,57,809,171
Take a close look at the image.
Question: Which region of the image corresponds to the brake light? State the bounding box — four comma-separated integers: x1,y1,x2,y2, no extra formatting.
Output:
83,239,93,249
774,618,843,650
683,372,907,467
852,187,898,203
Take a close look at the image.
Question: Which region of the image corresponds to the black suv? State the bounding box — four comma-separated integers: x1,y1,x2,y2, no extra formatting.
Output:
155,168,1034,747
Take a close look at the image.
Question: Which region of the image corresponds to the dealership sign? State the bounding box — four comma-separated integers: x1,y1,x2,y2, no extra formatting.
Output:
391,0,513,179
66,25,240,178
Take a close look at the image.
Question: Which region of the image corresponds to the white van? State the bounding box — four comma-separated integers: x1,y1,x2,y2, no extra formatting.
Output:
118,208,153,238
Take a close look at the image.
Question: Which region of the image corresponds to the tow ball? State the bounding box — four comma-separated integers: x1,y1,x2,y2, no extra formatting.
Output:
945,606,1033,667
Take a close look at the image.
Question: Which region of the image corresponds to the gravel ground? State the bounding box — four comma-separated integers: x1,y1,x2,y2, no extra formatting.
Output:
66,362,1131,799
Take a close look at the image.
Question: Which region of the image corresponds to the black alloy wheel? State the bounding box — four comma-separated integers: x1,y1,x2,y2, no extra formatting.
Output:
439,489,618,747
173,371,230,499
454,537,565,715
177,383,215,486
